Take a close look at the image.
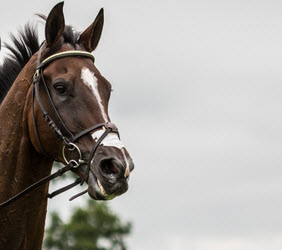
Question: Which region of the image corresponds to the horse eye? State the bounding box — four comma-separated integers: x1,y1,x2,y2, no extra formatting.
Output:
54,83,66,95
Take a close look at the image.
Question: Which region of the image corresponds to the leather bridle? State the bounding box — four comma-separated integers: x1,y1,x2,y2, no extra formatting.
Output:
0,49,119,208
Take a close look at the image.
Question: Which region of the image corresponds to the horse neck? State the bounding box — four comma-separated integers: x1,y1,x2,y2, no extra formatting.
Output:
0,57,53,249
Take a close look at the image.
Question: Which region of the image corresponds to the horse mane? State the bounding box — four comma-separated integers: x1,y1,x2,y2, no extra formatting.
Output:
0,24,40,104
0,21,80,104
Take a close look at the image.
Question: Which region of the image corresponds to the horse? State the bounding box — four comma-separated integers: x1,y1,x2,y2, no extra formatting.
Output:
0,2,134,249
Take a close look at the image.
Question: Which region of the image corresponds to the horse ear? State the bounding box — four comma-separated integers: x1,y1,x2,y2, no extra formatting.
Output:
45,2,65,47
78,8,104,52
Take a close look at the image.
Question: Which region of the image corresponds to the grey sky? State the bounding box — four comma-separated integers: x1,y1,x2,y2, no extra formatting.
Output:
1,0,282,249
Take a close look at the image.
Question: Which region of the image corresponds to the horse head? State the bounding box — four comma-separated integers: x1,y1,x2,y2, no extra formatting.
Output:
29,2,134,200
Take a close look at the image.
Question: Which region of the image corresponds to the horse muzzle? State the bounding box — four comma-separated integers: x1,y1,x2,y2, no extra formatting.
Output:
87,147,134,200
67,123,134,200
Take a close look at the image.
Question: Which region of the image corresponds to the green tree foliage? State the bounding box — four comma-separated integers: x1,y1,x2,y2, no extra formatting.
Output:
44,199,132,250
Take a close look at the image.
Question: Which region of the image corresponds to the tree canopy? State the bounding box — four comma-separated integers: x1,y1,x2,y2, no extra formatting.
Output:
44,199,132,250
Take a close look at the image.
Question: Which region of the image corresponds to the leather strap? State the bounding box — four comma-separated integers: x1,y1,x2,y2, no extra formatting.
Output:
38,51,94,69
38,68,74,141
32,86,46,154
73,123,106,141
0,161,75,208
86,128,111,181
48,177,83,199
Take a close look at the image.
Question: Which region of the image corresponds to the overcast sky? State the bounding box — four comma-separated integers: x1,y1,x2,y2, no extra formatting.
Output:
1,0,282,249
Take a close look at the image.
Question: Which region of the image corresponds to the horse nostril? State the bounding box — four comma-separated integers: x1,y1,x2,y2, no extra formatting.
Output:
103,164,118,175
100,159,123,179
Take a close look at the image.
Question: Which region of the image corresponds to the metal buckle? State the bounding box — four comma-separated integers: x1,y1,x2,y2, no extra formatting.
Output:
33,69,40,84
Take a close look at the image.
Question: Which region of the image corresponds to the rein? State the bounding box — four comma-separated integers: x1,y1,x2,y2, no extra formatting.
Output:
0,50,119,208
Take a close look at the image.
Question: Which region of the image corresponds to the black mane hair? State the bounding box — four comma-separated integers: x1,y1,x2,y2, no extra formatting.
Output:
0,24,39,104
63,25,80,48
0,22,80,104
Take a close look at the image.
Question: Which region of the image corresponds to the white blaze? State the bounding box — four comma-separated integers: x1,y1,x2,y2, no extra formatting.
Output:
122,148,131,178
91,130,124,149
81,67,109,122
82,68,130,178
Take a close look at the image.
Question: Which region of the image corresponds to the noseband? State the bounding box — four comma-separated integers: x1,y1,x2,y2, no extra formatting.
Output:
0,50,119,208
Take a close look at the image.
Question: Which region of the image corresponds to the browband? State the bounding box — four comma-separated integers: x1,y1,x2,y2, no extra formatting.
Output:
38,51,95,69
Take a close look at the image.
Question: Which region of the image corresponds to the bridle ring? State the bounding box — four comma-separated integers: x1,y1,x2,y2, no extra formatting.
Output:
62,142,84,167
